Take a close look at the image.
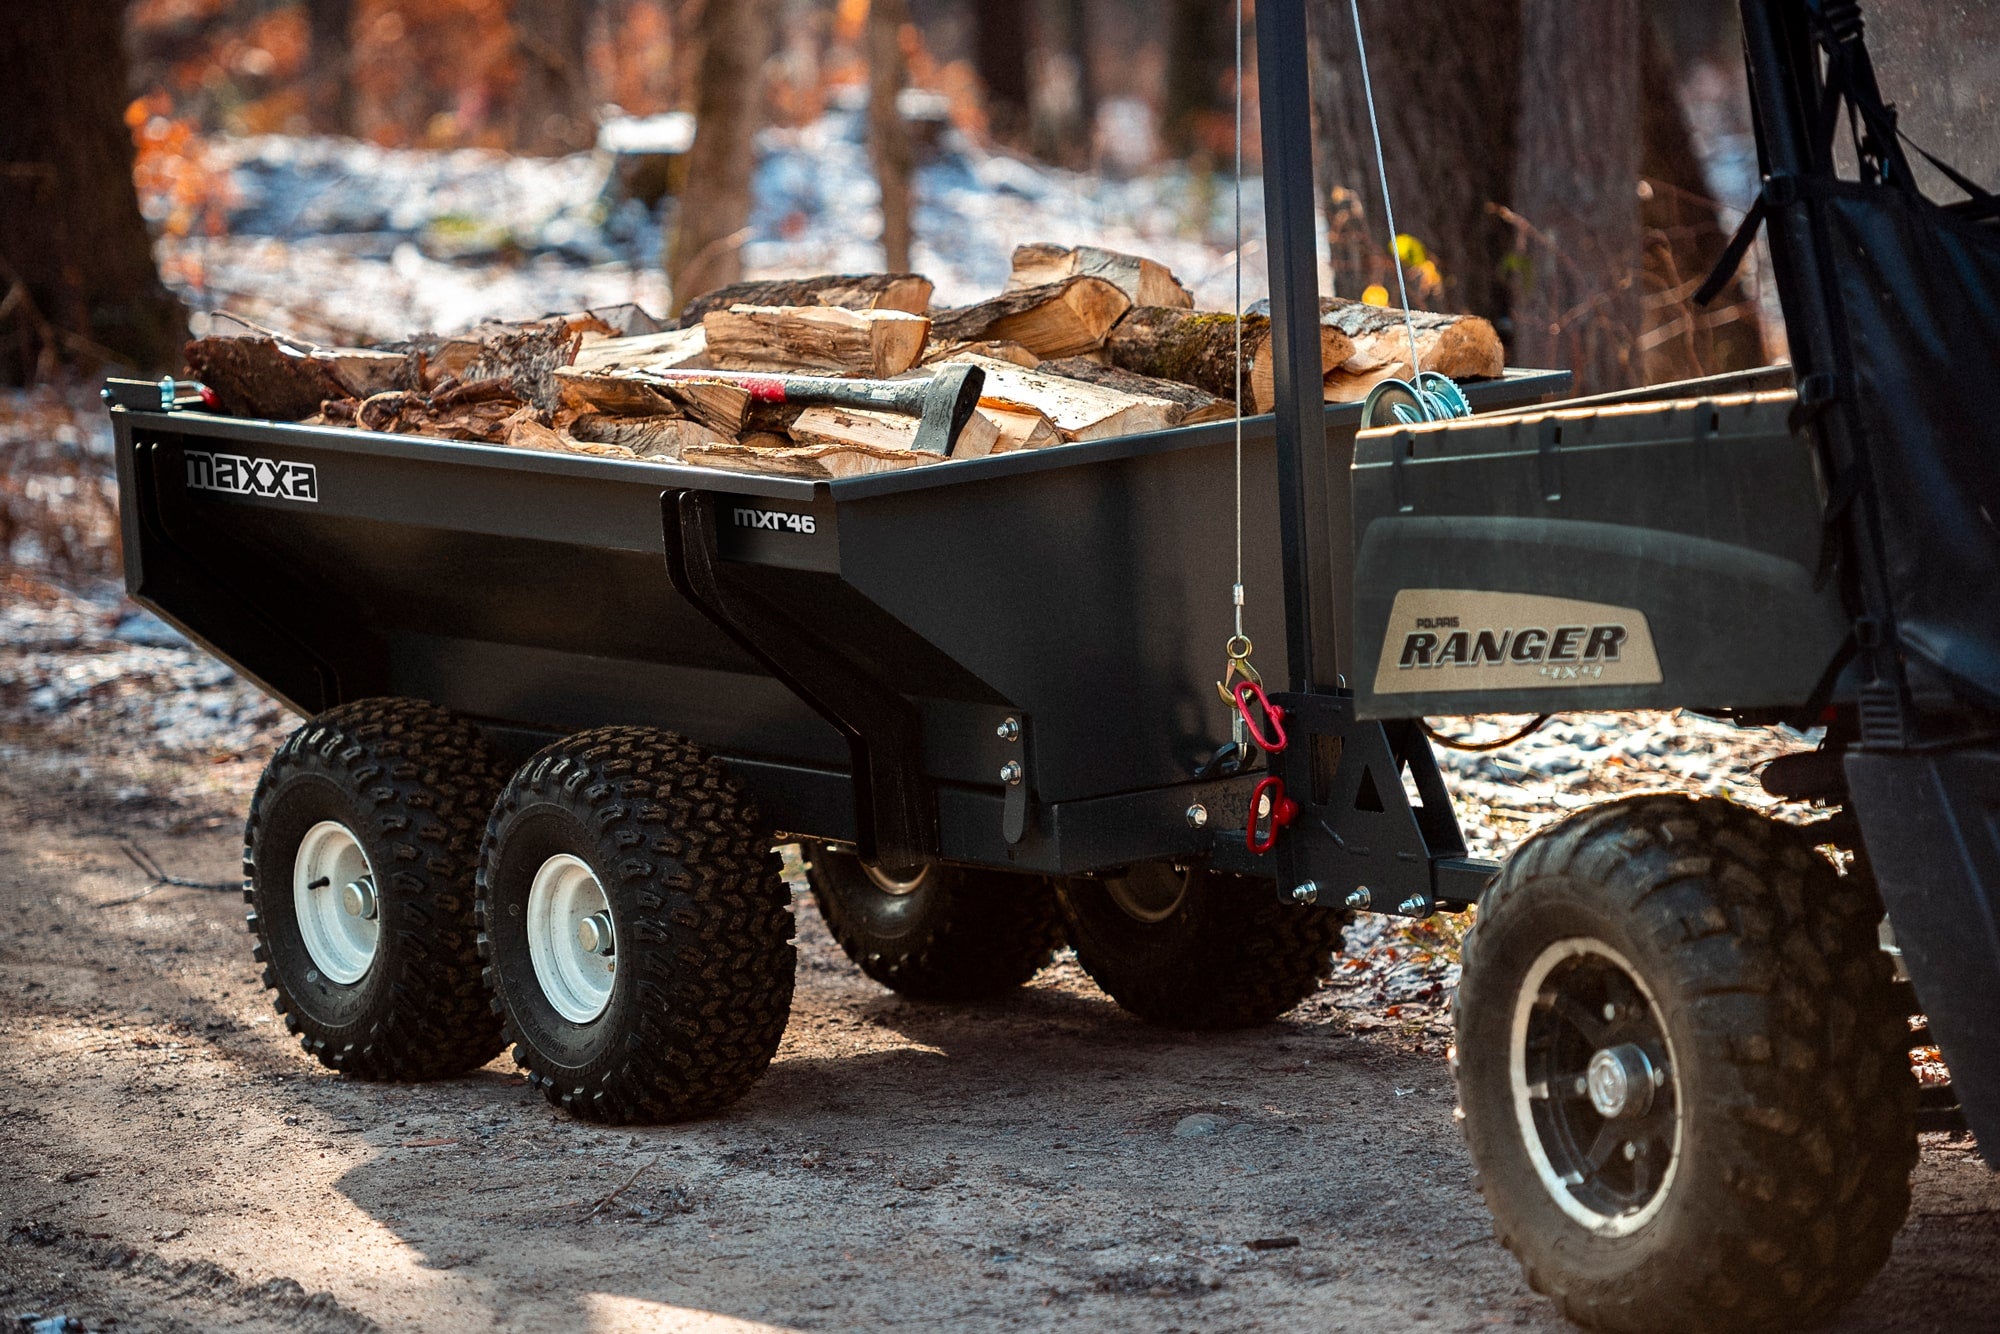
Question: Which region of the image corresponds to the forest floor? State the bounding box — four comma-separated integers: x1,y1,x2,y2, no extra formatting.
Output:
4,574,2000,1333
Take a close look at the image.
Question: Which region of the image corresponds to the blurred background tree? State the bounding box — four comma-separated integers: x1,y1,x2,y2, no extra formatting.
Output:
19,0,1960,387
1,0,187,385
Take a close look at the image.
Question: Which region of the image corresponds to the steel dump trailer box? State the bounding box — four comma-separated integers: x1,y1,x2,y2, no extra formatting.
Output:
112,373,1565,881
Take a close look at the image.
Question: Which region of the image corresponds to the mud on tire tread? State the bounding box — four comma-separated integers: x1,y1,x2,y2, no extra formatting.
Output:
1056,867,1346,1028
1453,794,1917,1334
809,853,1064,1001
244,697,506,1079
476,726,795,1123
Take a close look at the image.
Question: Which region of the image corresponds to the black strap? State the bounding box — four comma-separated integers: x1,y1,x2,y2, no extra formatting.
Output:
1693,194,1766,309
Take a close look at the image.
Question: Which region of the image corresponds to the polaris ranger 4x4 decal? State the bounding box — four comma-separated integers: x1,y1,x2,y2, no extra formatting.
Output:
185,450,318,503
1372,589,1662,694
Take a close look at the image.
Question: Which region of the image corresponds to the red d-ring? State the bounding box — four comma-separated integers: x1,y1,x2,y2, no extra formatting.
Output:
1247,774,1298,854
1233,678,1288,754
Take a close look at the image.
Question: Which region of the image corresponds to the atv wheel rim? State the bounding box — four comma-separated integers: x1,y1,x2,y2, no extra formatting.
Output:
1104,863,1188,924
527,853,618,1024
1510,938,1682,1236
293,820,379,985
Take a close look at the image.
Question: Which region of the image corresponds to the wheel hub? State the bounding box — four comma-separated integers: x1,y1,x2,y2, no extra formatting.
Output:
1586,1043,1657,1119
293,821,379,985
1510,938,1682,1236
341,877,378,921
527,853,618,1024
1104,863,1189,924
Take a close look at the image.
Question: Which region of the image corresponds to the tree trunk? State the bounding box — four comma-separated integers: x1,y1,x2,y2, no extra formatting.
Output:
1508,0,1645,392
305,0,357,135
0,0,185,384
1162,0,1229,160
1637,11,1764,381
1030,0,1094,168
971,2,1032,145
666,0,774,316
1306,0,1521,320
513,0,597,154
866,0,914,271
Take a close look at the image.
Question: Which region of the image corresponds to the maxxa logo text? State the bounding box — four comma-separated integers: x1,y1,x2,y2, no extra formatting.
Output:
732,507,817,534
185,450,319,503
1399,624,1628,668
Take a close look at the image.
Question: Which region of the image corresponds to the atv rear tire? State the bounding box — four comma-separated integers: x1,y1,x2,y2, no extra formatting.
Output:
1056,863,1344,1028
1453,794,1916,1333
244,697,506,1079
477,727,795,1122
808,850,1063,1001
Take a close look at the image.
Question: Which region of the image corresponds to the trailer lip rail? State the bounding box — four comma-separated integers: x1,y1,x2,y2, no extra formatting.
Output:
109,368,1570,504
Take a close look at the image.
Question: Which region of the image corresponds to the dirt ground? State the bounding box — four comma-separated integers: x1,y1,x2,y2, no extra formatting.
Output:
2,738,1998,1334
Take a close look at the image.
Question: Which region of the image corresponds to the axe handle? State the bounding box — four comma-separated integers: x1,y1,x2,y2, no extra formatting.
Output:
637,369,932,415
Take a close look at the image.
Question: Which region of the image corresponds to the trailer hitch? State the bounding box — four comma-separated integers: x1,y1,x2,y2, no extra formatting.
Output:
1254,691,1498,917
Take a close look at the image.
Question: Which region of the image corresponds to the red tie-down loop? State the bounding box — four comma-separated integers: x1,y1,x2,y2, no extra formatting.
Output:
1233,678,1288,755
1247,774,1299,854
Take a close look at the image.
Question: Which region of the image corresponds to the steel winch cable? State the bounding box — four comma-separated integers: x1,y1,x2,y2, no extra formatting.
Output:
1230,0,1246,649
1348,0,1425,382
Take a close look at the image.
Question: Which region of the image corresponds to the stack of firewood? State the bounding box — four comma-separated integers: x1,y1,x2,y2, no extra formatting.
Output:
182,243,1503,481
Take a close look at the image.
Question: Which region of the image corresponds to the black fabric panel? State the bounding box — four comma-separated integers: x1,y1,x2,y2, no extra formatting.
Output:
1818,183,2000,709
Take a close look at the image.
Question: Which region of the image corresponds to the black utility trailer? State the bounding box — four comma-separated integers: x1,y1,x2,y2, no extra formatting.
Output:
108,1,1997,1330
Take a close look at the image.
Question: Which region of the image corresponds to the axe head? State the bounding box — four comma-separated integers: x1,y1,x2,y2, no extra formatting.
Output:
912,363,987,456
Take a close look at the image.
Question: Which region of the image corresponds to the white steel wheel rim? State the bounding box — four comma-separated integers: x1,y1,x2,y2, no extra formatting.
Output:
293,820,380,985
1509,937,1683,1238
526,853,618,1024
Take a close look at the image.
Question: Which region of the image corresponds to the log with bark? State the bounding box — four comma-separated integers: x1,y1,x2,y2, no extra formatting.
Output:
930,277,1131,359
982,404,1062,453
1007,243,1194,309
566,412,731,457
682,440,931,480
921,339,1041,368
942,352,1179,441
1104,307,1356,413
702,305,931,377
1038,357,1233,425
384,312,613,412
316,378,527,442
552,367,752,435
676,273,934,326
1305,297,1505,399
184,336,419,419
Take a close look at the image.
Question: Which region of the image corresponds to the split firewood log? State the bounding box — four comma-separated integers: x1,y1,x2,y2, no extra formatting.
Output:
920,339,1041,368
552,367,752,435
1007,243,1193,309
1038,357,1234,425
983,405,1062,453
940,353,1179,441
930,277,1132,359
676,273,934,326
566,412,731,458
1302,297,1505,399
702,305,931,377
788,404,1002,459
570,326,710,375
504,413,640,459
1105,308,1357,413
681,441,933,480
184,336,420,420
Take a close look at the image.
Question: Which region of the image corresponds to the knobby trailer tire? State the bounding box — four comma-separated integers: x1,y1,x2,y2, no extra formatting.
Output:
809,850,1064,1001
244,697,507,1080
477,727,795,1123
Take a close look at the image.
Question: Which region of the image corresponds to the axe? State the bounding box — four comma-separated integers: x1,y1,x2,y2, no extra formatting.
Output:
632,363,986,456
